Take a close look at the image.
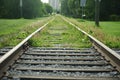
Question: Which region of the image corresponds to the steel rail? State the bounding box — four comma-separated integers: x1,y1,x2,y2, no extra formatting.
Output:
61,16,120,72
0,18,55,78
8,76,120,80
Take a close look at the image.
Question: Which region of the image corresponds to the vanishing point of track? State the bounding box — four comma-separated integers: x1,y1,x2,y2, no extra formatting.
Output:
0,16,120,80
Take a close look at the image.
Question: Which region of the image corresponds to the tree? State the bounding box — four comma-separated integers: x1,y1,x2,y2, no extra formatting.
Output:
61,0,81,18
0,0,50,19
86,0,120,21
0,0,20,18
61,0,70,16
85,0,95,20
61,0,120,21
43,3,53,15
100,0,120,21
23,0,43,18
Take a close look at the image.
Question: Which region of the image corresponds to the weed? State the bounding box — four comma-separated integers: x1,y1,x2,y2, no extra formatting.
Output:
0,17,52,48
30,16,91,48
65,17,120,48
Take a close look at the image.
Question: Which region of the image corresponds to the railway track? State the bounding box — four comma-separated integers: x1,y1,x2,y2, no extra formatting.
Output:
0,16,120,80
0,47,13,58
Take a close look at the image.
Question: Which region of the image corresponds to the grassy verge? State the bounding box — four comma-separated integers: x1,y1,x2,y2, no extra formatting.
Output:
100,22,120,37
0,19,35,36
0,17,52,48
65,17,120,48
30,16,91,48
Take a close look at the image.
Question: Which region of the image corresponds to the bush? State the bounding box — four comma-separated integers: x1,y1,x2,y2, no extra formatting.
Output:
110,15,120,21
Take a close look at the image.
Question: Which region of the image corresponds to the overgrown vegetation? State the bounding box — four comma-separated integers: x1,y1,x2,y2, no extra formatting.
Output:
30,16,91,48
65,16,120,48
0,15,119,48
0,17,52,48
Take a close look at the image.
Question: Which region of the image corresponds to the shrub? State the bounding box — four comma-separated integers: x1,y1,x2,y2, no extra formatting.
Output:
110,15,120,21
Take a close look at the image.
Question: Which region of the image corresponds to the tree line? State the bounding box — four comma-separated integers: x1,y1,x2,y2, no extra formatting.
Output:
0,0,53,19
61,0,120,21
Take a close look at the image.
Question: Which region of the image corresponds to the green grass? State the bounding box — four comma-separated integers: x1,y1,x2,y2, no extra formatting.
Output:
30,16,91,48
0,19,35,36
1,15,119,48
0,18,49,36
76,19,120,37
65,17,120,48
100,22,120,37
0,17,52,48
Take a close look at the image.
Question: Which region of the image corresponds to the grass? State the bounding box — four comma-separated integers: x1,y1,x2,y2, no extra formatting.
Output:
0,19,34,36
100,22,120,48
65,17,120,48
0,17,52,48
30,16,91,48
1,15,119,48
100,22,120,37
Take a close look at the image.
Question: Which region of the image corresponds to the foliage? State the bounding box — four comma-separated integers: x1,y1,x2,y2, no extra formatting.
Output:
61,0,81,18
61,0,120,21
109,15,120,21
85,0,95,20
61,0,70,16
0,0,53,19
23,0,43,18
100,0,120,21
0,0,20,18
43,3,53,15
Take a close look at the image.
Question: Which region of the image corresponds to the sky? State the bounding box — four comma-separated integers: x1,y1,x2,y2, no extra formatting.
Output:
41,0,48,3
